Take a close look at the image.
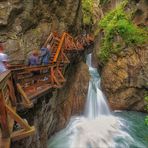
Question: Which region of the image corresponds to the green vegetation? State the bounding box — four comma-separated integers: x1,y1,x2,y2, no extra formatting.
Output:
100,0,110,5
145,95,148,125
98,0,147,63
82,0,93,25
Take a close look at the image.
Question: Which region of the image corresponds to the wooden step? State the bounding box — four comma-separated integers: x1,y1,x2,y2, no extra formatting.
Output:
26,84,52,100
18,73,50,84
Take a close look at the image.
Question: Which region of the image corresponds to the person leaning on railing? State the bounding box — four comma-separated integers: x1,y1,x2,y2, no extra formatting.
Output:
0,43,9,73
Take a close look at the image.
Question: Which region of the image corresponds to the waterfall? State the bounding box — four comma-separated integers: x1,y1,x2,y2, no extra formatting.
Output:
85,54,110,119
48,54,141,148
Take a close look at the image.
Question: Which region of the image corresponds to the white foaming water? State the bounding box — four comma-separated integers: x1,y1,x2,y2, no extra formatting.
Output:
48,54,142,148
84,66,110,119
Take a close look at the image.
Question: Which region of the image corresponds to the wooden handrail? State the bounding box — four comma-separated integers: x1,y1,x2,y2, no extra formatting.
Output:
0,71,11,85
52,32,78,63
43,32,53,47
53,32,67,63
10,64,57,72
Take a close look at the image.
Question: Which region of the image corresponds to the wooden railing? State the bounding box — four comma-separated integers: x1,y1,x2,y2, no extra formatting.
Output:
53,32,67,63
0,71,35,148
8,32,94,105
52,32,78,63
8,32,94,106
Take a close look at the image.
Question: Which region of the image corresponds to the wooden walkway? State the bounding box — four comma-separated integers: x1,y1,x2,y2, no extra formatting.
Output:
0,32,94,148
0,71,35,148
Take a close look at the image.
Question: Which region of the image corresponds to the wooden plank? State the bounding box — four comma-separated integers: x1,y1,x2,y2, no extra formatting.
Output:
11,64,56,73
7,79,16,106
57,69,66,82
0,71,11,83
61,52,70,64
5,104,31,131
23,81,50,91
52,71,62,87
11,127,35,142
0,71,11,89
8,106,16,133
26,84,52,99
18,73,50,84
43,33,53,47
17,74,33,81
0,133,11,148
53,32,66,63
0,91,10,138
16,84,33,108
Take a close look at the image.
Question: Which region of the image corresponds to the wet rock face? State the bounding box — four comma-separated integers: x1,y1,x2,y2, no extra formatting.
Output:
101,46,148,111
55,62,90,130
132,0,148,26
12,94,59,148
0,0,82,63
0,0,23,27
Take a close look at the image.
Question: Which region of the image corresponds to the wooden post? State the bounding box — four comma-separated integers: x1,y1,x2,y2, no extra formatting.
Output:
51,67,54,86
16,83,33,108
0,91,10,138
57,69,66,82
5,104,31,131
7,79,16,106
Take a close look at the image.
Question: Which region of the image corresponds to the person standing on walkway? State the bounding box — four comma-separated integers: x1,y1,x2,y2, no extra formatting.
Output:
0,43,9,73
40,44,51,65
28,50,40,66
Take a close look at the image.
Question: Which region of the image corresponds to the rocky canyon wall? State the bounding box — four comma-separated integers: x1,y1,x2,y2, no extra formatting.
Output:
0,0,82,63
94,0,148,111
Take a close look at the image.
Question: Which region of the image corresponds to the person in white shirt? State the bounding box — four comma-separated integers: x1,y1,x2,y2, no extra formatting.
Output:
0,44,9,73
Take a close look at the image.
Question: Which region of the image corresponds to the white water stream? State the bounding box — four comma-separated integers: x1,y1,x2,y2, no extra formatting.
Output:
48,54,144,148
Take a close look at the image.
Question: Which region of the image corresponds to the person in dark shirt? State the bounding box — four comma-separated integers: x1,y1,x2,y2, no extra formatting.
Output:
40,44,51,65
28,50,40,77
28,50,40,66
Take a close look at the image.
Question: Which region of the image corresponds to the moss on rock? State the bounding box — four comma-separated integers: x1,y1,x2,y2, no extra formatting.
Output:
97,0,147,63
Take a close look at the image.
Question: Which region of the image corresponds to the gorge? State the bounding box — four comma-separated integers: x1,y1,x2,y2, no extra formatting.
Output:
0,0,147,148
